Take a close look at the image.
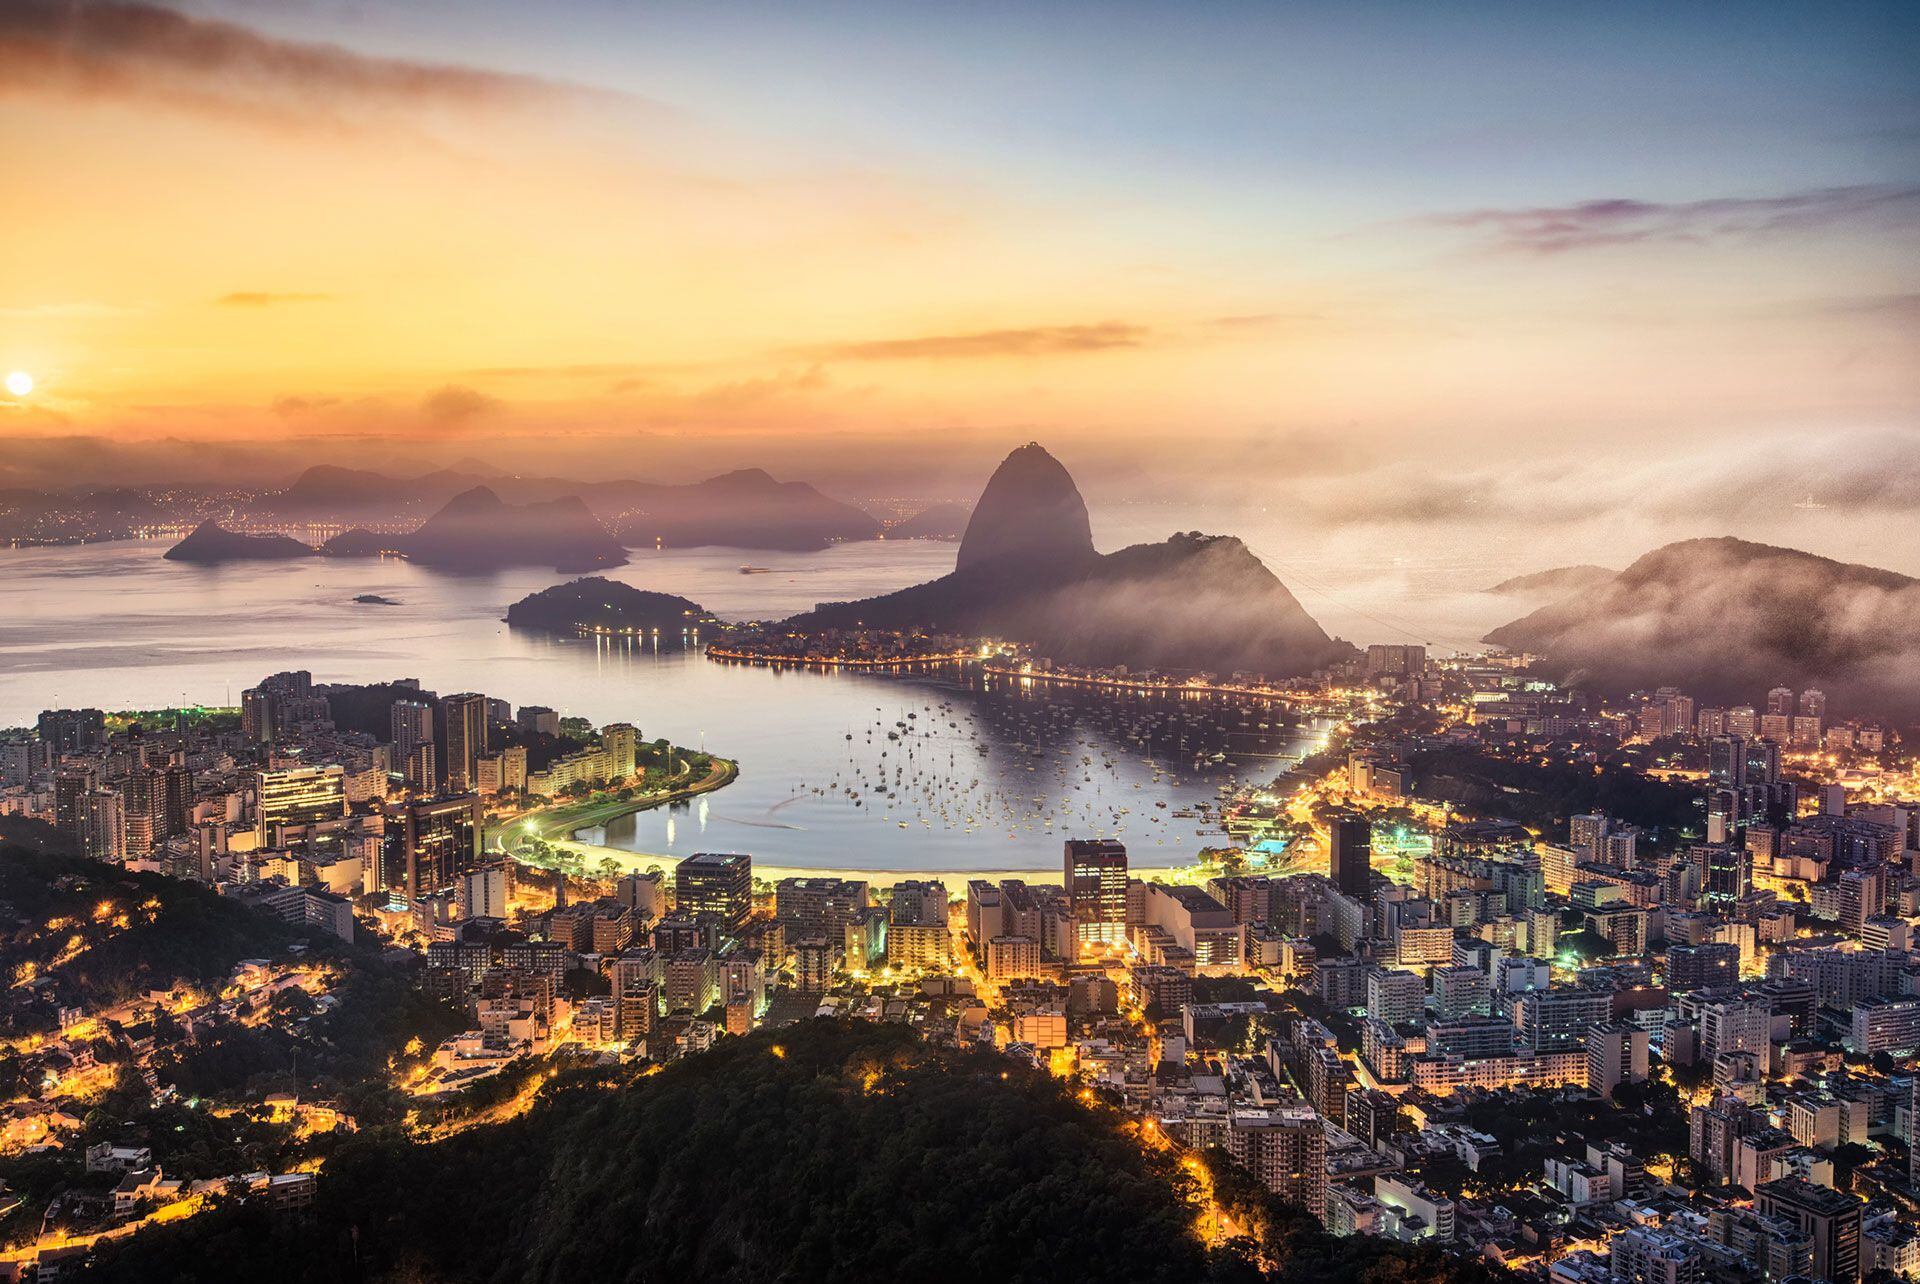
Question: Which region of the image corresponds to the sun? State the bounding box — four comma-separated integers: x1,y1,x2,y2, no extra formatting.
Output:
4,372,32,397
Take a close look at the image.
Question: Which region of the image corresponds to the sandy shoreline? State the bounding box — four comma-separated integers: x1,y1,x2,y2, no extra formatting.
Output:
530,837,1215,896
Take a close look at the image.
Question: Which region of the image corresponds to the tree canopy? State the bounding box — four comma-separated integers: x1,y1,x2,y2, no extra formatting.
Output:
83,1020,1506,1284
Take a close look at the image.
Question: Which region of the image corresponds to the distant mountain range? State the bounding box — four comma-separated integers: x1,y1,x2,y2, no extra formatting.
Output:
1484,564,1616,596
787,444,1351,678
1485,536,1920,717
168,486,629,573
269,464,878,551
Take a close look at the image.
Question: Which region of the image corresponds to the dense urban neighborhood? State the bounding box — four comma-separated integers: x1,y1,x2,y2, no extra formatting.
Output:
0,639,1914,1282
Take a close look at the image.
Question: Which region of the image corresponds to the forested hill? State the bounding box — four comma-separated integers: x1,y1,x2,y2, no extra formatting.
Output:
0,846,301,1029
81,1020,1504,1284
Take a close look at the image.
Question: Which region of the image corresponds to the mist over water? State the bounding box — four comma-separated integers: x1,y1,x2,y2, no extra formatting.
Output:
8,490,1916,716
6,491,1913,868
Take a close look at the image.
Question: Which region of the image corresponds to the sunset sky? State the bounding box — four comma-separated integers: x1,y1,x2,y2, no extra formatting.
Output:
1,0,1916,491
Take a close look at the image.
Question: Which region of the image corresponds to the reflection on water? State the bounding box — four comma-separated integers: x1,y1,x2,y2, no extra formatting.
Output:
0,538,1324,871
599,665,1328,871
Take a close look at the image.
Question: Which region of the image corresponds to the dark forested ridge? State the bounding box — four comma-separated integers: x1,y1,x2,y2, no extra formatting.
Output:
80,1021,1502,1284
0,846,301,1025
1405,745,1702,848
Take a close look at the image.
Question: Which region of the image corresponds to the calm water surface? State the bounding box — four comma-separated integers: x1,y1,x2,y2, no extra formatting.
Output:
11,496,1900,870
2,539,1328,872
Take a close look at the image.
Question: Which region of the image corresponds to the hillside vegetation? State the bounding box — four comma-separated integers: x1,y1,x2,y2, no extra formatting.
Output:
82,1021,1502,1284
0,847,300,1029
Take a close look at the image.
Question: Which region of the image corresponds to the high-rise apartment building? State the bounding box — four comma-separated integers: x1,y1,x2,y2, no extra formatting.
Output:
255,765,347,833
675,852,753,931
1569,813,1610,861
1366,967,1425,1024
1669,941,1740,991
1329,813,1372,899
441,693,489,793
602,723,639,780
121,767,169,858
401,793,484,900
1708,736,1747,789
775,877,870,942
518,706,560,736
1756,1177,1860,1284
1587,1022,1649,1100
391,700,434,769
889,880,950,927
162,764,194,837
1514,987,1612,1051
1226,1106,1326,1218
78,787,126,862
37,709,105,755
1694,842,1751,901
55,766,97,849
1430,964,1490,1018
404,743,437,795
1064,839,1128,949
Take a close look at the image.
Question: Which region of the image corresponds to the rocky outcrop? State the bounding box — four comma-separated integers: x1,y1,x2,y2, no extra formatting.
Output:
786,446,1348,678
954,443,1094,572
163,520,315,563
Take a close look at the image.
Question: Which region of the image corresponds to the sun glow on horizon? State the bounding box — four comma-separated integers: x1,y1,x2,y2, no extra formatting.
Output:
0,3,1912,459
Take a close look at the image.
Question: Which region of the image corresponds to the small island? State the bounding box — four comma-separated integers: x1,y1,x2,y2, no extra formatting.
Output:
162,519,316,563
354,593,401,606
505,576,718,638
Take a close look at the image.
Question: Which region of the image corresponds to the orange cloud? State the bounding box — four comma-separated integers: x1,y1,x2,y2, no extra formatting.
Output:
420,384,499,429
216,291,334,307
462,362,696,382
802,322,1147,360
